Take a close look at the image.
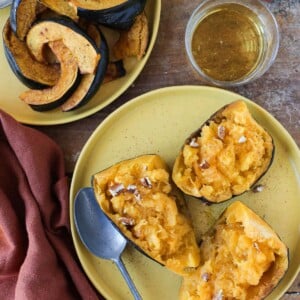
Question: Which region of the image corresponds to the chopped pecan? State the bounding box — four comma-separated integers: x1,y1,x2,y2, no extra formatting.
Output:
189,137,199,148
217,125,226,140
201,272,210,282
108,183,125,197
252,184,264,193
119,217,135,226
199,159,210,169
238,135,247,144
140,177,152,188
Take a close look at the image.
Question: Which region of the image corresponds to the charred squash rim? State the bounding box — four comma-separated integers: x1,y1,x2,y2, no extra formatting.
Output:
2,18,60,89
172,101,275,204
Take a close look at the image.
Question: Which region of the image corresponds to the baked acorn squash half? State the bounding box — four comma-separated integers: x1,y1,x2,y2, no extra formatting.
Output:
2,19,60,89
19,40,80,111
92,154,201,276
179,201,288,300
172,101,274,203
61,24,109,111
26,17,100,74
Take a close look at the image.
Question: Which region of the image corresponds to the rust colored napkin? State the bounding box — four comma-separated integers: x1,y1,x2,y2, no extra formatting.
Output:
0,110,101,300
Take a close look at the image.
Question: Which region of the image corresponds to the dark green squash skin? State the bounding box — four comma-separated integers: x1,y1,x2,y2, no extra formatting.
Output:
29,72,82,112
77,0,147,30
63,26,109,111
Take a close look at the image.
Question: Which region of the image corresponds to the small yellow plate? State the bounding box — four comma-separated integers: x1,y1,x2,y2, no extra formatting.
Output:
0,1,161,125
70,86,300,300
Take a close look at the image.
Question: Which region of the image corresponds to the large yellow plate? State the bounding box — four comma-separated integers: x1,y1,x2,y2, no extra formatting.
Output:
0,1,161,125
70,86,300,300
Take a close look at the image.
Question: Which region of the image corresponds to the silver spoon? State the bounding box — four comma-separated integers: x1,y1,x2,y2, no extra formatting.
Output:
0,0,12,9
74,187,142,300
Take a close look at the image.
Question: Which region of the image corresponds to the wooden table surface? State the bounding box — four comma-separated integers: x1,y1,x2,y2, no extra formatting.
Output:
34,0,299,298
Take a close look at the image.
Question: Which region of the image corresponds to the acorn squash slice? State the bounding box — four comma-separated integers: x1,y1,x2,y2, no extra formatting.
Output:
103,60,126,84
179,201,288,300
39,0,78,20
113,11,149,60
61,23,109,112
2,19,60,89
72,0,147,30
92,154,200,276
10,0,47,40
26,18,100,74
172,100,274,203
19,40,80,111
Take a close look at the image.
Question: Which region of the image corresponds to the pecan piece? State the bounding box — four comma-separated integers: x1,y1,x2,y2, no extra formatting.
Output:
108,183,125,197
119,217,135,226
199,159,210,169
140,177,152,188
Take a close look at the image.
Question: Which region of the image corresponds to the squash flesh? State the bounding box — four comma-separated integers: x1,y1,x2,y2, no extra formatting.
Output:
26,19,100,74
3,20,60,87
39,0,78,20
179,201,288,300
92,155,200,276
19,40,78,105
172,101,274,203
14,0,39,40
70,0,127,10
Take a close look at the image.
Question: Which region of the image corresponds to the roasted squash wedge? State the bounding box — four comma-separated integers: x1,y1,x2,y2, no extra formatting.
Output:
2,19,60,89
179,201,288,300
172,101,274,203
19,40,80,111
61,24,109,111
103,60,126,83
92,154,200,276
74,0,147,30
10,0,45,40
39,0,78,20
113,11,149,60
26,18,100,74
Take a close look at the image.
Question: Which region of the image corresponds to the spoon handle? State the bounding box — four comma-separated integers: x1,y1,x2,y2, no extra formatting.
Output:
114,257,142,300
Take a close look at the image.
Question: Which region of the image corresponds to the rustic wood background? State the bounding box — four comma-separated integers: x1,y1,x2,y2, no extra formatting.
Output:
34,0,300,298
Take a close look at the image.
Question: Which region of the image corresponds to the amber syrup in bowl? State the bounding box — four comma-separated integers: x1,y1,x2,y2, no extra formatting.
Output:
185,0,280,87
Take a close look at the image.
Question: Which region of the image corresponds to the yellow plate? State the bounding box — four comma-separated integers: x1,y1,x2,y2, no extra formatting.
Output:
70,86,300,300
0,1,161,125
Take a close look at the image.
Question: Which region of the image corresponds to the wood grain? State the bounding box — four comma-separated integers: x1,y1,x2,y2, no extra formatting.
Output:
34,0,300,297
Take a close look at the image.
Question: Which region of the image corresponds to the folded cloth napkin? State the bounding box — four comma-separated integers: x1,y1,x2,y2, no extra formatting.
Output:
0,110,102,300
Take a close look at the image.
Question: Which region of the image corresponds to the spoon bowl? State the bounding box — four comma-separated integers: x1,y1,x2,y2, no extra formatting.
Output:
74,187,141,300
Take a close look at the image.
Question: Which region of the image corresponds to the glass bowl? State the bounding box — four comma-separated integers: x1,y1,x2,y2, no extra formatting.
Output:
185,0,280,87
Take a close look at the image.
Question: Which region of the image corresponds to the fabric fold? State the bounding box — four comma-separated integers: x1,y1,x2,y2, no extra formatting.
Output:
0,110,101,300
